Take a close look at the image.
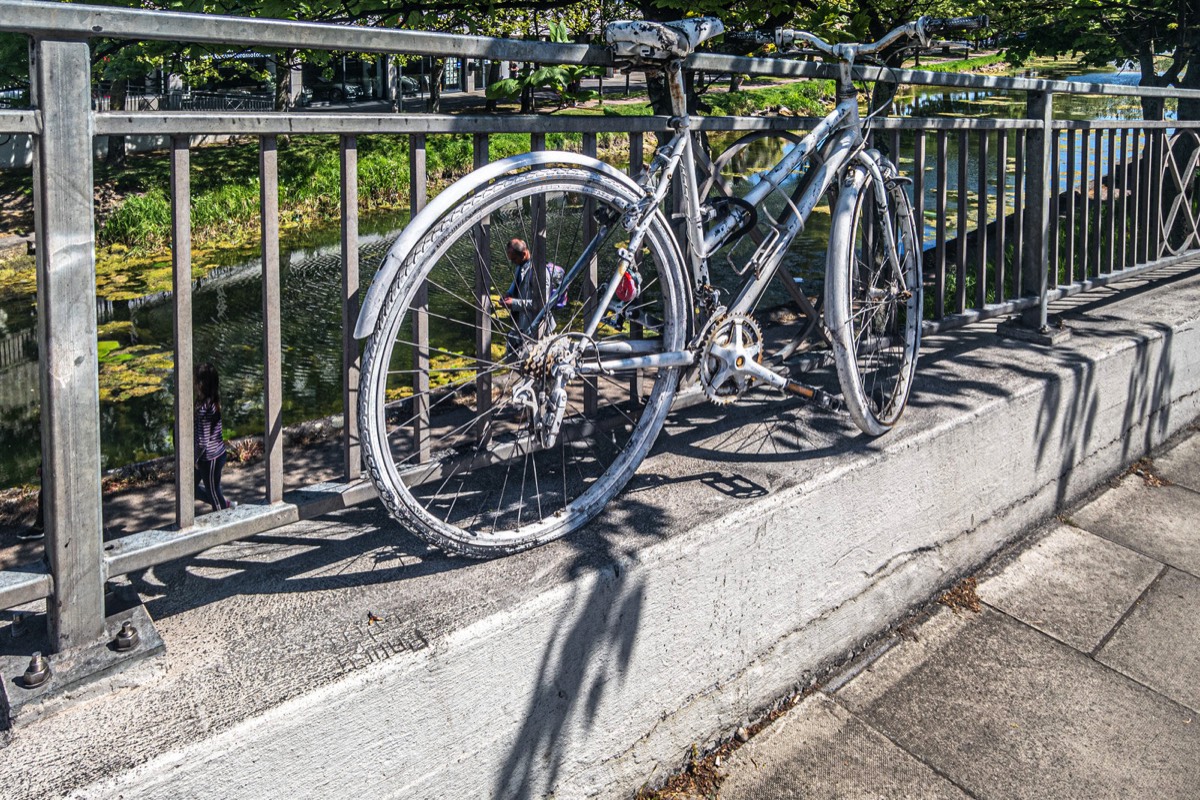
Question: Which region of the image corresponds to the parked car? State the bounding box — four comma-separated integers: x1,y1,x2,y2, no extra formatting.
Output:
0,84,29,108
399,75,420,95
347,79,376,100
303,78,361,104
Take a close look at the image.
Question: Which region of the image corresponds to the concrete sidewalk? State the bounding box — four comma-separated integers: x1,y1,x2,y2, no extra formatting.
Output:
717,424,1200,799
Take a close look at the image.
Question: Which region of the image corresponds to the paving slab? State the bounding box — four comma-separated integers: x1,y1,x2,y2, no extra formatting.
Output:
976,522,1161,652
1097,567,1200,713
838,607,1200,800
1154,428,1200,492
719,692,970,800
1071,478,1200,577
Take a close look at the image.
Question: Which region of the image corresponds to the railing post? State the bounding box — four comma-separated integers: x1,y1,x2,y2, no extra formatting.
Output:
582,131,599,415
410,134,430,463
473,132,493,427
171,135,195,529
1151,129,1165,261
260,135,284,503
30,37,107,652
530,132,547,306
1007,89,1067,342
340,135,360,481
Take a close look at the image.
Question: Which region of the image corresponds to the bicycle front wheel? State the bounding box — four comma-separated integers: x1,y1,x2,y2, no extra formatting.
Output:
826,159,922,436
360,166,688,557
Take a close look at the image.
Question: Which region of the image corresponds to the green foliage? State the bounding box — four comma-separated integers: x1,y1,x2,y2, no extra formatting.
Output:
94,314,175,403
916,54,1005,72
599,102,656,116
995,0,1197,112
0,33,27,92
97,340,125,362
485,20,602,109
704,81,831,117
0,252,36,303
98,345,174,402
100,188,172,247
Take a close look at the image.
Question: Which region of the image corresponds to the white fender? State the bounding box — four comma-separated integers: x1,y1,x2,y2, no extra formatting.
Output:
353,151,646,339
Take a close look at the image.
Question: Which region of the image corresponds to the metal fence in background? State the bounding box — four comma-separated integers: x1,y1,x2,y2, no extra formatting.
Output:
92,90,276,112
0,0,1197,697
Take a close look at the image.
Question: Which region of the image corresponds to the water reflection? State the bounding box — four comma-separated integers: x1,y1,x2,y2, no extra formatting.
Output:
0,214,407,487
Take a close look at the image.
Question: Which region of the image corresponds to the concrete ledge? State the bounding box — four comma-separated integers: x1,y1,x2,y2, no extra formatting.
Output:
103,480,376,577
3,263,1200,798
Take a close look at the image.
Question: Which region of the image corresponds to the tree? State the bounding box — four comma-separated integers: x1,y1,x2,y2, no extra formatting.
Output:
996,0,1199,120
1,0,626,114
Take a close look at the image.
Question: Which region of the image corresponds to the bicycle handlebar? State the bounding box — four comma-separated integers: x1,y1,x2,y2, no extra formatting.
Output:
774,28,837,55
924,15,989,34
772,14,990,61
724,30,771,47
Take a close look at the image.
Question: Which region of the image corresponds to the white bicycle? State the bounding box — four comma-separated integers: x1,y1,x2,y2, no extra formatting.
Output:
353,15,987,556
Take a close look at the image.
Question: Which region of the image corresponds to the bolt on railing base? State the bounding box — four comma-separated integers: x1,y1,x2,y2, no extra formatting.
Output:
0,589,164,730
996,314,1073,346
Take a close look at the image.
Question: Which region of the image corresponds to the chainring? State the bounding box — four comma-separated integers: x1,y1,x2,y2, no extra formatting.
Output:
699,312,765,405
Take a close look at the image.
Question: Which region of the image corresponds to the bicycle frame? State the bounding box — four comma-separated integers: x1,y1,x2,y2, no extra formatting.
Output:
564,60,873,378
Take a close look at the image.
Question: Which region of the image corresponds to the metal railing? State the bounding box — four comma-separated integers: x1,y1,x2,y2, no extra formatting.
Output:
92,90,276,112
0,0,1198,687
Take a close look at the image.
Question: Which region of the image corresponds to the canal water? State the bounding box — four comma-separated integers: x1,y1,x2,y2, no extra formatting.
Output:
0,65,1172,487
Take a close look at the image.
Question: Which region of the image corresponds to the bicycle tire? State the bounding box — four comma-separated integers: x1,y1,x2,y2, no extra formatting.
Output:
360,166,688,557
826,158,922,435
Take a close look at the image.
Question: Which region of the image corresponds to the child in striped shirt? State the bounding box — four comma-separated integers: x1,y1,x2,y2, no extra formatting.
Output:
195,362,234,511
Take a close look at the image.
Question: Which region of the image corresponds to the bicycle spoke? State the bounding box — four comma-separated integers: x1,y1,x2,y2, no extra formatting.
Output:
361,166,683,555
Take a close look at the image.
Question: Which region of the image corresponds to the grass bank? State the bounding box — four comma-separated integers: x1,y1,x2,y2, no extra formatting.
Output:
96,130,631,253
913,53,1008,73
77,78,833,258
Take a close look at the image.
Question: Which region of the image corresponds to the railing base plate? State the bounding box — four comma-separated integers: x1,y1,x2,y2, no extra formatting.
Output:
0,589,164,730
996,316,1073,346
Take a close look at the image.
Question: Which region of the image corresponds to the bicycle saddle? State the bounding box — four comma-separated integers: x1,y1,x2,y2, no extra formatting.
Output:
605,17,724,62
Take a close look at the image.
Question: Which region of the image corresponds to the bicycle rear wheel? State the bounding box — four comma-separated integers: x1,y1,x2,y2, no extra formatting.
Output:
359,166,688,557
826,159,921,435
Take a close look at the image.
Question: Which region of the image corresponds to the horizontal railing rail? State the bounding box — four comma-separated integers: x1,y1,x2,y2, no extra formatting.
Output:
688,53,1200,100
5,0,1200,100
0,108,38,133
1,0,1197,700
0,0,609,64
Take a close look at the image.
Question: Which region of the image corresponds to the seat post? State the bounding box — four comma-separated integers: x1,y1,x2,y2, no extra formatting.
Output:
665,60,689,118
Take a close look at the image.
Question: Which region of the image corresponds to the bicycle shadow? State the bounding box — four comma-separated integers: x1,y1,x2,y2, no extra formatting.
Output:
651,393,868,467
491,493,666,800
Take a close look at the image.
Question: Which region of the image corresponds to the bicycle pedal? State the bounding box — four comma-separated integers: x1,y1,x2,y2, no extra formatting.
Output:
783,379,841,412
